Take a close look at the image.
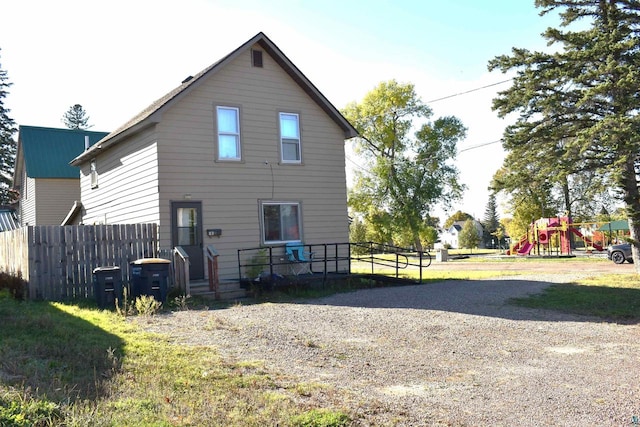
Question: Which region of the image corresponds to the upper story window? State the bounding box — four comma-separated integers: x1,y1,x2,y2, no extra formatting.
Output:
279,112,301,163
90,159,98,188
216,106,241,161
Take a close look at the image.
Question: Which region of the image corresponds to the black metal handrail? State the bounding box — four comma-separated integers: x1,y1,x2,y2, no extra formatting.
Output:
237,241,431,284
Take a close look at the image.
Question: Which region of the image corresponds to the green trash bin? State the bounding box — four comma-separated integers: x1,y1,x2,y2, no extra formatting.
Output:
130,258,171,303
93,266,123,309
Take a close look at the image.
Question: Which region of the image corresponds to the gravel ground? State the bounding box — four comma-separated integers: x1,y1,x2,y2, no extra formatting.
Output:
140,271,640,426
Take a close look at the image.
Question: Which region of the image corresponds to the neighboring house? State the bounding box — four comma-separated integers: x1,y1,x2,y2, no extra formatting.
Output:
0,207,18,231
12,126,109,226
440,220,484,249
70,32,358,282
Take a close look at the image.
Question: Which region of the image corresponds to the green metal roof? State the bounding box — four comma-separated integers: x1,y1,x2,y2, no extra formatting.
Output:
597,219,629,232
19,126,109,178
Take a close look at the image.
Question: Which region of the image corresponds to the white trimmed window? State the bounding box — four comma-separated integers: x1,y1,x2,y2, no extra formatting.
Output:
90,159,98,188
216,106,241,160
279,112,301,163
261,202,301,243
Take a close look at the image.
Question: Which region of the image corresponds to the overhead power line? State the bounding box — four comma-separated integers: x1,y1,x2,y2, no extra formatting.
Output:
426,79,513,104
458,139,503,153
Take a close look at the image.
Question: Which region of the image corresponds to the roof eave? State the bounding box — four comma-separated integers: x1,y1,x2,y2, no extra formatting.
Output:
70,119,158,166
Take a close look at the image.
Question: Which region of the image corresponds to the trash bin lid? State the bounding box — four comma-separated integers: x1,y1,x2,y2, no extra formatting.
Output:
93,266,121,273
130,258,171,265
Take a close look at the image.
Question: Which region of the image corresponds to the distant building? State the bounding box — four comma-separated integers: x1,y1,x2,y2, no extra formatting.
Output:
439,220,484,249
12,126,108,226
0,207,18,231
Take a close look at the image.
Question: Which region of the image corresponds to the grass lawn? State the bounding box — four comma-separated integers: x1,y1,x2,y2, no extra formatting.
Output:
1,257,638,426
510,273,640,321
0,292,351,426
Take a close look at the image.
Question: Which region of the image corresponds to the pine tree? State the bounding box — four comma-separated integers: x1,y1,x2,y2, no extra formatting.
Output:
482,194,500,247
489,0,640,268
0,49,17,205
62,104,91,129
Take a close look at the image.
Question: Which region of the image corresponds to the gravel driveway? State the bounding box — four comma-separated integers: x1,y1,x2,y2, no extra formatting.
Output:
142,270,640,426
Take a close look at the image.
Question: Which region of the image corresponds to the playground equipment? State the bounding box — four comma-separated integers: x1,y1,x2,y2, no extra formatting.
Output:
509,216,604,256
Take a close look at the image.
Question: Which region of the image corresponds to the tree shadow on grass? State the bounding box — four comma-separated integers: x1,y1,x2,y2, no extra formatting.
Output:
509,282,640,323
0,297,124,403
303,278,640,324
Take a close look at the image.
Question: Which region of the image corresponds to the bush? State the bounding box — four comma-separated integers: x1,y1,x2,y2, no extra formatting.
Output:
0,272,27,300
134,295,162,316
290,409,350,427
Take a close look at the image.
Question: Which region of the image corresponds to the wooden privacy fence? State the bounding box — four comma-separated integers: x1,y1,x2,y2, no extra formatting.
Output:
0,224,158,300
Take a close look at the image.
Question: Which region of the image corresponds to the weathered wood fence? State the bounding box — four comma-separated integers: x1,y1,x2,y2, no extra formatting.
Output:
0,224,159,300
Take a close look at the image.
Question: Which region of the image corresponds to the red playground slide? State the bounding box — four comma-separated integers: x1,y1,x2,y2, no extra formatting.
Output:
517,241,534,255
569,227,603,251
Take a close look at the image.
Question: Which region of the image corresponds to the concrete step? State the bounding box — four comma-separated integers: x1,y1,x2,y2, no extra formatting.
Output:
187,280,247,300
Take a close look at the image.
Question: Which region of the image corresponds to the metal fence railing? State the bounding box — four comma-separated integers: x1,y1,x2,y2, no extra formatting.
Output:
237,241,432,285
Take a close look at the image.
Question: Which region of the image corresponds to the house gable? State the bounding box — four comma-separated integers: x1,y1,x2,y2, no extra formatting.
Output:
71,32,357,167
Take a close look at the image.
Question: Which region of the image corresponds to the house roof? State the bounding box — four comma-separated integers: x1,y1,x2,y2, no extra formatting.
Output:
61,200,83,226
16,126,109,178
598,219,629,232
71,32,358,166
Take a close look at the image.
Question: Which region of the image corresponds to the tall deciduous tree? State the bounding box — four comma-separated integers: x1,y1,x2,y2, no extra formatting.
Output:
0,49,17,205
343,80,467,251
459,219,481,249
443,211,474,229
488,0,640,269
343,80,466,250
62,104,91,129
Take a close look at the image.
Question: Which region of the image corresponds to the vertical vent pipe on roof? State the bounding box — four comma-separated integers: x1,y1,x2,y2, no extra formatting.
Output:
84,135,90,151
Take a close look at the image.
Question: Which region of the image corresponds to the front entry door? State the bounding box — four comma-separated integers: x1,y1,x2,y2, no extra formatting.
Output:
171,201,204,280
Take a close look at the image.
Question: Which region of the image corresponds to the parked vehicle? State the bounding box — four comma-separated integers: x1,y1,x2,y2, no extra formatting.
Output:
607,243,633,264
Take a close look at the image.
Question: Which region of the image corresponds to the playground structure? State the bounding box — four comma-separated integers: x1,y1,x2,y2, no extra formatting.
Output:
509,216,604,256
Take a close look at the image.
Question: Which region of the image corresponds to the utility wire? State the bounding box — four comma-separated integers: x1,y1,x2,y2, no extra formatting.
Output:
458,139,503,153
426,79,512,103
346,80,511,172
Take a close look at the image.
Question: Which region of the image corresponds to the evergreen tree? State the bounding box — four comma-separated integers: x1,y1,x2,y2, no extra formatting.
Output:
0,49,17,205
62,104,91,129
482,193,500,247
488,0,640,268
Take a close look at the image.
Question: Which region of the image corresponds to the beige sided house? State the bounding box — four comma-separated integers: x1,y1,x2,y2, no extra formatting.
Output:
70,32,357,281
12,126,109,226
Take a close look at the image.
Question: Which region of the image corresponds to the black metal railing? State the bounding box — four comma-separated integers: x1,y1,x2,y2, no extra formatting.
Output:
237,241,431,285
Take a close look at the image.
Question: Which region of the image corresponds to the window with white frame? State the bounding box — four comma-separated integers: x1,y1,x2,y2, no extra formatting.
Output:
279,112,301,163
216,106,241,160
261,202,301,243
90,159,98,188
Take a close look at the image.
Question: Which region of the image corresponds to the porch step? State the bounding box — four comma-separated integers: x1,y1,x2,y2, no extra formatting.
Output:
187,280,247,300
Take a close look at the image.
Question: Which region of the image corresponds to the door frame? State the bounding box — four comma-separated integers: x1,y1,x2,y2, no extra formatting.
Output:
170,201,204,280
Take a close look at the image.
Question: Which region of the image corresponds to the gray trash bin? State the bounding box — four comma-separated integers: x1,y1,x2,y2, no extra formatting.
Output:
130,258,171,303
435,249,449,262
93,266,123,309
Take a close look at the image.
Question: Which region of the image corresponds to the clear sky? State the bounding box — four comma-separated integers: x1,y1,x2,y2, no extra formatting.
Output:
1,0,560,223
